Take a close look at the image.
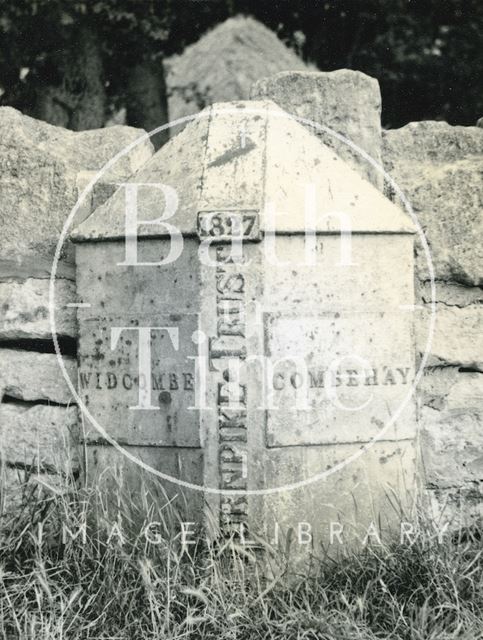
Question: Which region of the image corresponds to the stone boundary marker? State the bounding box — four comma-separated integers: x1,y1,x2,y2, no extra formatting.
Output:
71,100,418,544
0,63,481,530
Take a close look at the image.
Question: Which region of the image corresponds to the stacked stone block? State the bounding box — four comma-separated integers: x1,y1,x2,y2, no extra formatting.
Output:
383,121,483,526
0,107,153,509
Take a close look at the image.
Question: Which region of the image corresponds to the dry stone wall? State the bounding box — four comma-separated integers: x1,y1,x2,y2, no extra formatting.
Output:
1,66,481,528
0,107,154,511
383,122,483,527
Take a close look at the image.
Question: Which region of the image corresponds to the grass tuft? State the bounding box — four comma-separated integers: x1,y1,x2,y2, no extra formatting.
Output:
0,469,481,639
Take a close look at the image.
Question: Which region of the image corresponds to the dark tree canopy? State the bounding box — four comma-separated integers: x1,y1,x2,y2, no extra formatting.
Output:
0,0,223,144
0,0,481,134
249,0,483,128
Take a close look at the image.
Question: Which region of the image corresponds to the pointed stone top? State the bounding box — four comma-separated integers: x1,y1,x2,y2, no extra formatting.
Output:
72,100,415,242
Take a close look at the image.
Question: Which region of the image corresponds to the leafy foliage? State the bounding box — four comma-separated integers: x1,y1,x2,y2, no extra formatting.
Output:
244,0,483,127
0,0,481,128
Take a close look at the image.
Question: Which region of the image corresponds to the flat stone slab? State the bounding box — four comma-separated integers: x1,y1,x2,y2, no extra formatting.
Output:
252,70,383,189
419,281,482,308
0,404,78,472
0,278,77,340
420,372,483,488
384,121,483,287
79,312,199,446
0,349,76,404
0,106,153,266
425,485,483,531
417,306,483,371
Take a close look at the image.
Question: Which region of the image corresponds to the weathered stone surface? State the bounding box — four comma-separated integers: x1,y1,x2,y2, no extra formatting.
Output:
425,485,483,531
385,121,483,165
0,278,77,339
165,16,308,122
0,349,76,404
252,440,418,548
74,101,413,241
419,281,483,308
383,121,483,286
251,70,383,189
0,107,153,268
417,366,459,411
395,120,483,522
412,161,483,286
0,255,75,283
420,372,483,488
74,100,417,544
416,306,483,371
0,404,78,471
